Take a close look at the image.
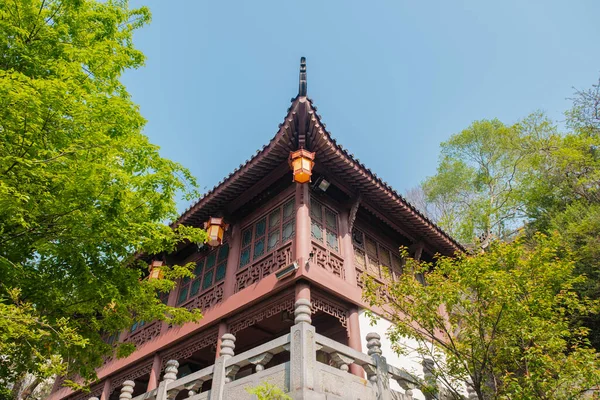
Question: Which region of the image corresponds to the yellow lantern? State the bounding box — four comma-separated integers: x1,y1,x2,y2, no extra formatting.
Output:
204,217,229,247
289,149,315,183
149,260,164,280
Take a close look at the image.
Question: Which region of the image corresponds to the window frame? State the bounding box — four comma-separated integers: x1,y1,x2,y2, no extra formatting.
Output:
310,197,340,253
352,227,403,282
239,197,295,270
177,242,229,306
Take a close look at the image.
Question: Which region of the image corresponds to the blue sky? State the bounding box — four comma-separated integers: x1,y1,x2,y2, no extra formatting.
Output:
123,0,600,211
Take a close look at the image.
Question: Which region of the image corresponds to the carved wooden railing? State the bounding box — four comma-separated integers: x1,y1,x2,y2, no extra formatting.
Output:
311,240,345,280
124,322,162,348
234,243,292,293
180,282,225,312
99,299,433,400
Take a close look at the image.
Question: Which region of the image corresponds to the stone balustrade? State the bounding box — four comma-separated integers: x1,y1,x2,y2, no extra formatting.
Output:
104,300,429,400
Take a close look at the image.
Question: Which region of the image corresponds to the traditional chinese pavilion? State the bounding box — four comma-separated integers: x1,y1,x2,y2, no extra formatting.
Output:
50,58,462,400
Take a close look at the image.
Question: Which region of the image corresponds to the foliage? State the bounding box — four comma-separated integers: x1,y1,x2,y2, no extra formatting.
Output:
0,0,206,395
518,81,600,349
420,117,549,248
567,77,600,137
246,382,292,400
363,235,600,399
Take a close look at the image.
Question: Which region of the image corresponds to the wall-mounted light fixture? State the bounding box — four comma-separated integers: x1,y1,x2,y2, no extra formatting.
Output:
317,178,330,192
275,262,298,280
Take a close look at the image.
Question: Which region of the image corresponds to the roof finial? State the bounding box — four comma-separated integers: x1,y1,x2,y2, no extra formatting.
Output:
299,57,307,96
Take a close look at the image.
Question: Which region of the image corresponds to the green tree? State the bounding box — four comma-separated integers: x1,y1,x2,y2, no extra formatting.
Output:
520,80,600,349
421,119,521,248
363,235,600,399
419,114,555,249
0,0,205,396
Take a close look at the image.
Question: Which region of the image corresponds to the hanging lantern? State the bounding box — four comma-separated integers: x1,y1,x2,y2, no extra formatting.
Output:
149,260,164,280
204,217,229,247
289,149,315,183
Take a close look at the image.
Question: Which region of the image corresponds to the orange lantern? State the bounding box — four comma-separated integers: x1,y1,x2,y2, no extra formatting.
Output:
204,217,229,247
149,260,164,280
289,149,315,183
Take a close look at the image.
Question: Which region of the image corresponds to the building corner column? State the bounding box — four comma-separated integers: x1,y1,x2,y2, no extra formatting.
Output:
294,183,311,273
223,223,241,298
147,353,162,391
339,208,357,286
100,378,111,400
347,306,363,377
295,280,311,303
214,321,229,361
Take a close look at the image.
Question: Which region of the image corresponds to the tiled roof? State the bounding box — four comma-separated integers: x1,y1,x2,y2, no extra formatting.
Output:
173,93,463,255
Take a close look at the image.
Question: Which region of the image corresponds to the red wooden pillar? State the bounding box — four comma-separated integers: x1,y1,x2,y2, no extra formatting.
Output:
146,353,162,391
294,183,311,272
295,281,311,303
339,208,357,286
214,321,229,361
100,378,111,400
347,306,363,377
223,223,241,298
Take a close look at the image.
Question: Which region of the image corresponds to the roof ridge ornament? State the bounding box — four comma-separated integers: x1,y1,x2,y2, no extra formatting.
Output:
299,57,307,96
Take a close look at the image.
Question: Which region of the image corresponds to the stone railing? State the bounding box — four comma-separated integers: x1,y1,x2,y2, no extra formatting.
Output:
98,299,429,400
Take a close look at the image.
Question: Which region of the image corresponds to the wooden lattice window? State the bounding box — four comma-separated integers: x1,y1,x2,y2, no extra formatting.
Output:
105,332,119,345
352,228,402,281
310,198,339,252
130,320,146,332
177,243,229,305
239,198,295,269
158,290,169,305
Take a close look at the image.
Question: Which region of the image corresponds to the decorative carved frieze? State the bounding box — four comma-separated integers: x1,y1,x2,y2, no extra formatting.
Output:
311,241,345,280
161,327,220,368
312,290,349,328
227,289,349,335
109,360,153,393
234,244,292,293
228,290,295,335
70,383,103,400
355,268,392,302
356,268,364,288
124,322,162,348
181,282,224,312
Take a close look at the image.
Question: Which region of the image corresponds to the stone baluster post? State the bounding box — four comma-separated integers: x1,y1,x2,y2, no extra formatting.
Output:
422,357,436,400
249,352,273,372
119,381,135,400
155,360,179,400
366,333,391,400
210,333,236,400
225,364,240,383
289,299,317,399
184,374,208,399
330,352,355,372
396,378,416,399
